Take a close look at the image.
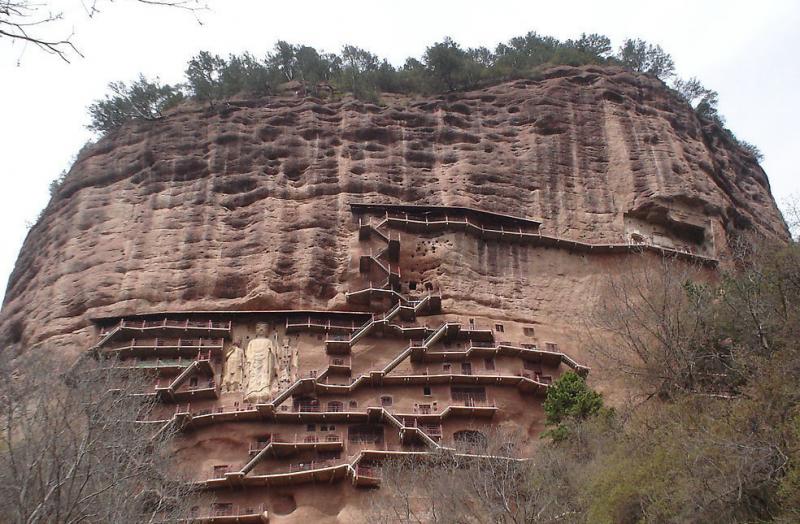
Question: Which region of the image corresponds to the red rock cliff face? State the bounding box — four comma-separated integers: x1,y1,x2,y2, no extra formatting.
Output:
0,65,787,356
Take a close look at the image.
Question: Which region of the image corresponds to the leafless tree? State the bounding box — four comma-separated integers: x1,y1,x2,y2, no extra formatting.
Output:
1,0,206,62
0,350,197,523
579,244,799,521
584,254,740,400
367,428,583,523
780,193,800,241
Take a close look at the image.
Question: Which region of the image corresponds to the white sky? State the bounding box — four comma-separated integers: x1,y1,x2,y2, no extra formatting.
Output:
1,0,798,299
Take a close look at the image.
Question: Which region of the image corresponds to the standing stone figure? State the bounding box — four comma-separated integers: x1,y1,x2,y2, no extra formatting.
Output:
222,343,245,393
243,323,278,403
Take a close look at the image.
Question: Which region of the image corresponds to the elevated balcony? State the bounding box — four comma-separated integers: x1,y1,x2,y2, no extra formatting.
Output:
186,503,268,523
352,464,381,487
328,356,352,374
107,350,213,375
214,460,348,488
324,334,355,354
97,319,231,348
389,398,498,421
446,398,499,417
285,316,362,335
102,337,225,359
172,402,260,428
155,376,219,403
274,401,366,423
271,434,343,456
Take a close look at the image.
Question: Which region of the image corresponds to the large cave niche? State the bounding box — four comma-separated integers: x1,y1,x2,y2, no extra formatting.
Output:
624,201,710,253
268,492,297,515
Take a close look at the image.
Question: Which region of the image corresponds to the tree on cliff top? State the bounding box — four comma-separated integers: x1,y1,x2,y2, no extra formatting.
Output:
423,37,473,92
618,38,675,79
571,33,613,58
88,74,183,133
84,32,762,165
341,44,379,100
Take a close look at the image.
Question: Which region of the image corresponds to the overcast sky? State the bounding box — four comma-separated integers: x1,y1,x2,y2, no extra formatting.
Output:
1,0,798,299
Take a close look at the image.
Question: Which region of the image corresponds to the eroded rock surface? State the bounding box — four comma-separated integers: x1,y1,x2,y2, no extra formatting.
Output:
0,65,787,357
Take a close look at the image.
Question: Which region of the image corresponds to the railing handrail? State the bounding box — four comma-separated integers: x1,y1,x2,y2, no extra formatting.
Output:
105,338,225,352
116,318,231,331
201,502,267,518
178,401,256,417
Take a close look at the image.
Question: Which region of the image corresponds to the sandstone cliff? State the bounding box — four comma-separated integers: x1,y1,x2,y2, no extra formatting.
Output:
1,65,788,357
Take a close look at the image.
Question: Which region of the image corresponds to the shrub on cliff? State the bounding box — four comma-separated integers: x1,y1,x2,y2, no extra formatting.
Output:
672,76,765,162
617,38,675,79
423,37,482,92
267,40,340,87
542,371,607,441
85,30,658,124
402,241,800,523
86,32,763,162
339,44,381,101
184,51,226,104
576,240,800,522
184,51,276,103
88,74,183,133
569,33,614,58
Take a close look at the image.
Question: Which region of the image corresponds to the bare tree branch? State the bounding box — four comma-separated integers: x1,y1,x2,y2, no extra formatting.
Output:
0,351,198,523
1,0,206,63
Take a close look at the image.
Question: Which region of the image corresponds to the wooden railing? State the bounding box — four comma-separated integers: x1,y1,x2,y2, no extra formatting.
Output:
247,434,342,453
355,464,381,478
175,401,255,417
192,503,266,518
104,337,225,352
293,402,321,413
115,350,213,369
285,317,361,332
380,213,717,265
100,319,231,335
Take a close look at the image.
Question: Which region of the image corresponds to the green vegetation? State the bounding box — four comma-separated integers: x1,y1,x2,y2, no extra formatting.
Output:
673,76,764,161
86,32,762,162
542,371,607,441
87,74,183,133
617,38,675,79
379,254,800,523
533,240,800,522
